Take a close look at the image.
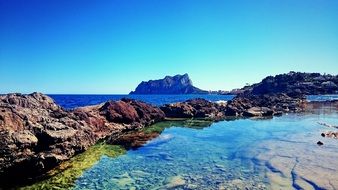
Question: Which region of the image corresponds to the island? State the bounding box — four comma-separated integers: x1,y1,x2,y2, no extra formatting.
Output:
129,74,208,94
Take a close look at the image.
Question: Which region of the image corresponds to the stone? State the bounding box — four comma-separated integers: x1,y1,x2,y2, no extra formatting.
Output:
160,98,225,120
165,175,186,189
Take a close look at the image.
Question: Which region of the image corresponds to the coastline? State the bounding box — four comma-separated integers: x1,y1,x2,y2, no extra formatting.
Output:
0,89,337,188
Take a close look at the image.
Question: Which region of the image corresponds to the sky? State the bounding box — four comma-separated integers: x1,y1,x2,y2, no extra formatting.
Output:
0,0,337,94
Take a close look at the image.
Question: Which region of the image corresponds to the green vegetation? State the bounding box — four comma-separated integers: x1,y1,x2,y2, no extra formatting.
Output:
20,143,125,190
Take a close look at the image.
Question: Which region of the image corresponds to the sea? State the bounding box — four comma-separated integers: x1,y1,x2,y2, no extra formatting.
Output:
49,94,338,109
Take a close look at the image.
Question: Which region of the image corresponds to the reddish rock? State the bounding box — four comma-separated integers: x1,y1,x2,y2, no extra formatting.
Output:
99,98,165,127
0,93,165,185
99,100,140,124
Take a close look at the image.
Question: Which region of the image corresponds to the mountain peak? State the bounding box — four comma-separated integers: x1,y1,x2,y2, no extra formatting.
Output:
130,74,207,94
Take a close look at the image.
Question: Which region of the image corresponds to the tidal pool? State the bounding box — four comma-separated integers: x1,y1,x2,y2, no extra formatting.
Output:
72,106,338,190
20,105,338,190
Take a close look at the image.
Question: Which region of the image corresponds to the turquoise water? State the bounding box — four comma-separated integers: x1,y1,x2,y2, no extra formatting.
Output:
72,107,338,189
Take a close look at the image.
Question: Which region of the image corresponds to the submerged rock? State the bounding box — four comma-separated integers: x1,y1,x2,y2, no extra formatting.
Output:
108,131,160,150
165,175,186,189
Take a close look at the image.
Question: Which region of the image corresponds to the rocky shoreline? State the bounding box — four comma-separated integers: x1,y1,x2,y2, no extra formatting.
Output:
0,91,335,187
0,93,165,186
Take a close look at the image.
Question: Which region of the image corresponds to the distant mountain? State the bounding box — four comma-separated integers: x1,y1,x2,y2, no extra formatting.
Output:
240,71,338,96
130,74,208,94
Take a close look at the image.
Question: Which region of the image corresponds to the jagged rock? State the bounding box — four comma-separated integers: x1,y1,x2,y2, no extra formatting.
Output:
226,93,306,117
98,98,165,127
130,74,207,94
0,93,165,185
160,98,225,120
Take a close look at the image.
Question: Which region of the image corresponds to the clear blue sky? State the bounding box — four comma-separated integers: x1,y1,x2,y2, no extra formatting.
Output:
1,0,337,94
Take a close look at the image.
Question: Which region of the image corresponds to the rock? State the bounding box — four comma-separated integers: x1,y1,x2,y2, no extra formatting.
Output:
165,175,186,189
99,100,140,124
321,131,338,139
99,98,165,126
160,103,195,118
160,98,225,120
225,93,306,117
129,74,208,94
0,93,165,186
240,72,338,96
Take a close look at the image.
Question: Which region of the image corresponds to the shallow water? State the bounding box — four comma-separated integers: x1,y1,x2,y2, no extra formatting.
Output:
17,102,338,190
68,107,338,190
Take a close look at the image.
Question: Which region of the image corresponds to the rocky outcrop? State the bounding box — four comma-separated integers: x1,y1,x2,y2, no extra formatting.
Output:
74,98,165,138
241,72,338,96
160,98,226,120
0,93,98,180
160,94,306,119
130,74,208,94
225,93,306,117
0,93,164,185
